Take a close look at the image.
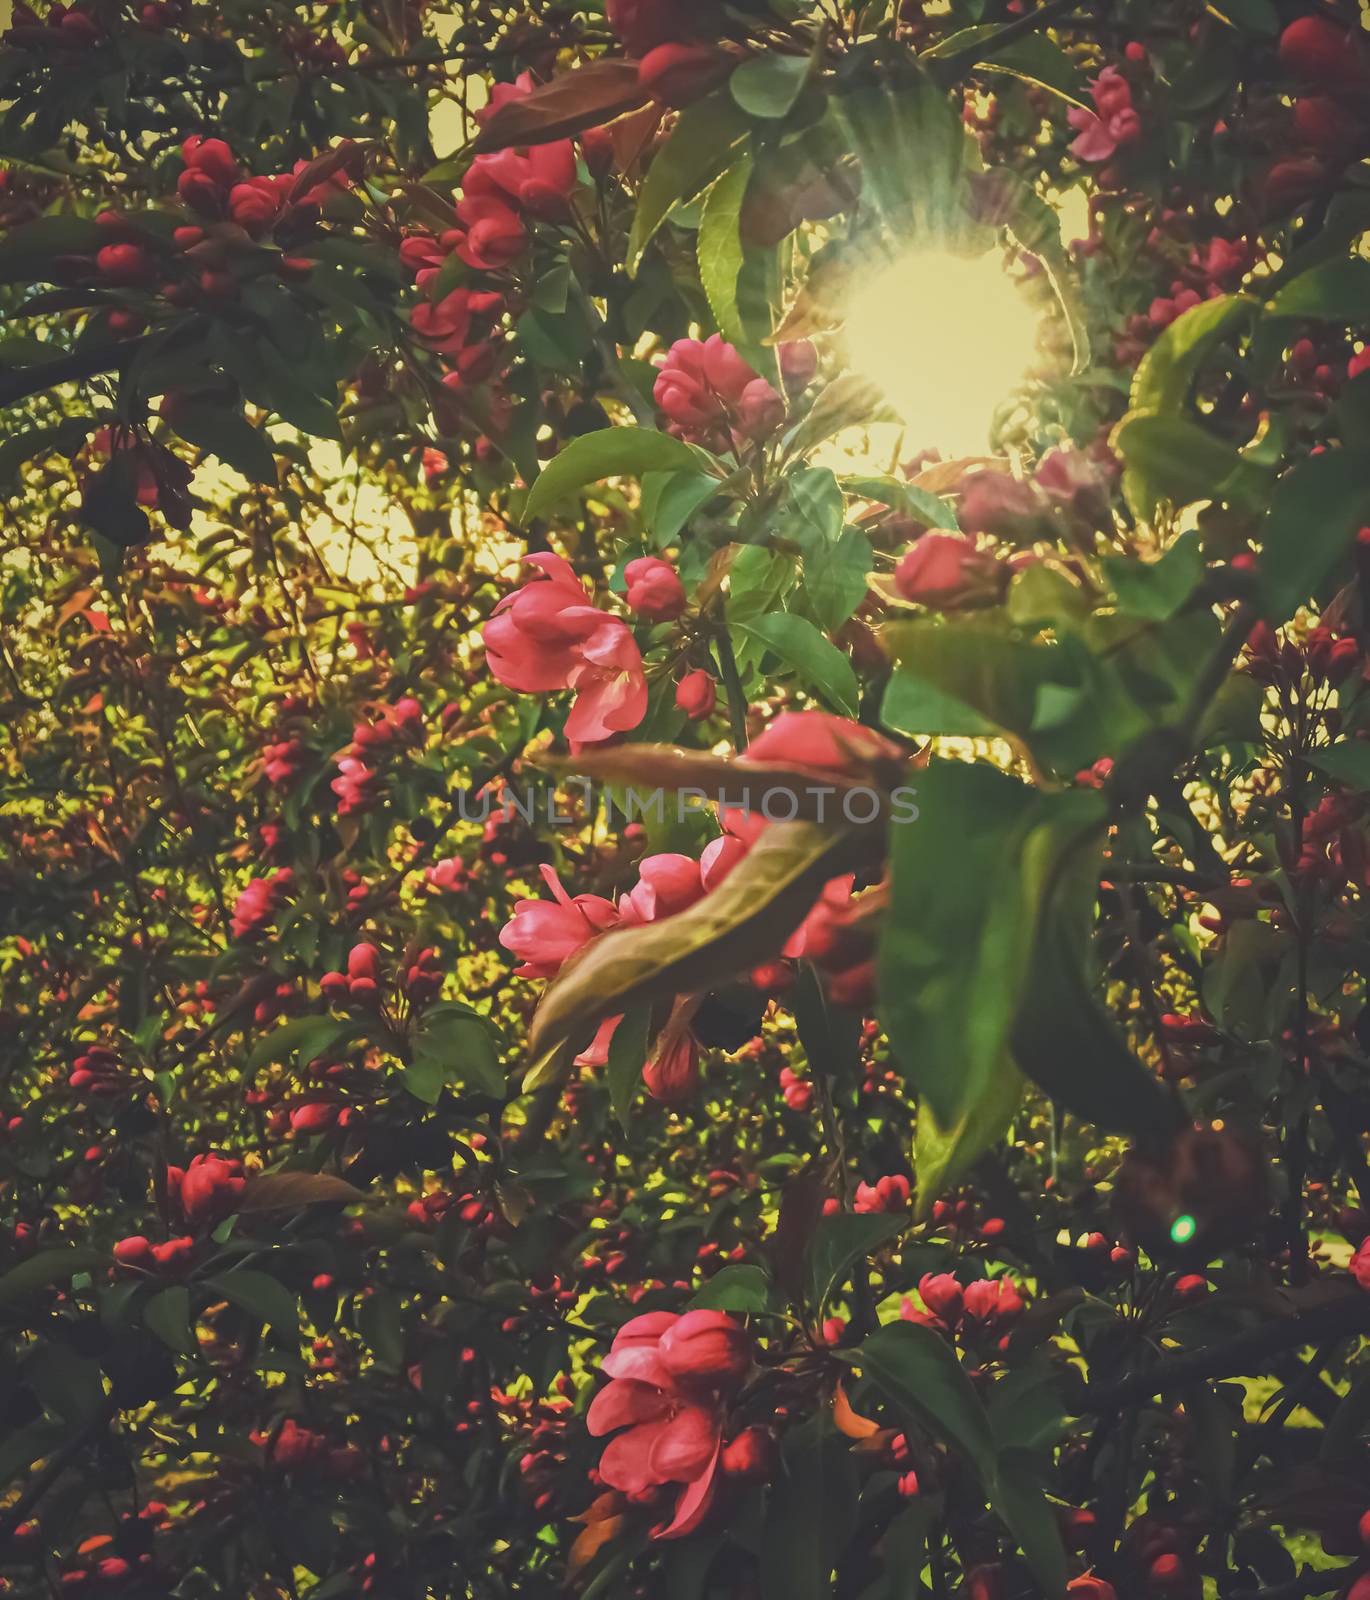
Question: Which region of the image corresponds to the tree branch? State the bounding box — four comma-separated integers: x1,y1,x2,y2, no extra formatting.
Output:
1072,1294,1370,1413
932,0,1084,85
0,340,140,409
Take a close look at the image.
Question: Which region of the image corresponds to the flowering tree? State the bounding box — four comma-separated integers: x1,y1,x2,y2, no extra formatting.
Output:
2,0,1370,1596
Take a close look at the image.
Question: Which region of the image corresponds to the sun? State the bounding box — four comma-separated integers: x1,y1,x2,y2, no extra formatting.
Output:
842,247,1042,458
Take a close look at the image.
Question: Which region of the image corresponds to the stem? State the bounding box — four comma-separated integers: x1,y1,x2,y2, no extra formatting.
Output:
713,626,749,751
932,0,1083,85
0,340,140,407
1073,1293,1370,1412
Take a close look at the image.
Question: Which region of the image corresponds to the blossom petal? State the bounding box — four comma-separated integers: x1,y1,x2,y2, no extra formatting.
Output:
647,1405,720,1484
598,1419,672,1495
586,1380,670,1438
654,1444,721,1540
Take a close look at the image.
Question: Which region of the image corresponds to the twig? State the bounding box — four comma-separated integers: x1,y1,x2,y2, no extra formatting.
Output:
1073,1294,1370,1413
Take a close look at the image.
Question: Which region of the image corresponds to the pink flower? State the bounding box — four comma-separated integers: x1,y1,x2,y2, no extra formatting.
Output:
676,669,716,720
1352,1236,1370,1291
654,335,782,450
742,710,902,776
564,621,649,744
1034,448,1109,525
894,533,1002,608
484,555,647,745
701,831,747,891
619,854,706,926
228,176,286,235
500,865,619,979
643,1024,701,1106
961,1276,1024,1329
589,1310,752,1539
958,469,1049,540
624,556,686,620
175,1153,245,1227
411,288,474,353
1091,66,1133,119
456,142,578,269
475,70,537,126
854,1174,910,1214
1068,66,1142,163
455,194,527,271
918,1272,965,1323
783,875,856,962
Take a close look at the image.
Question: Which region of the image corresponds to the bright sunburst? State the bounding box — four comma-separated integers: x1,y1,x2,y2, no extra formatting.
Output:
842,247,1042,457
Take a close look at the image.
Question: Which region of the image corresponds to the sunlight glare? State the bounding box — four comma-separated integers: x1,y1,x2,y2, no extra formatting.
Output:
842,248,1042,457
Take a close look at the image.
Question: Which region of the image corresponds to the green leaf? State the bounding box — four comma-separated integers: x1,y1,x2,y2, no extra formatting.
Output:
1006,563,1089,630
1256,449,1370,623
1309,741,1370,791
607,1002,652,1130
208,1269,299,1336
27,1344,105,1426
0,416,98,486
641,468,723,543
530,821,863,1057
1201,920,1282,1041
791,961,861,1089
783,373,892,459
740,613,860,717
629,98,752,273
882,622,1145,776
523,428,718,520
760,1421,859,1600
168,401,278,484
214,330,342,442
238,1171,367,1211
1102,531,1206,622
881,766,1175,1151
805,1212,903,1314
0,1248,103,1307
357,1287,405,1368
914,1060,1024,1214
730,53,811,119
1265,257,1370,322
1114,411,1272,523
1130,294,1253,416
143,1286,195,1354
859,1324,1067,1593
690,1262,772,1313
0,213,103,278
246,1014,357,1072
859,1321,995,1479
979,33,1085,103
840,474,959,529
1010,809,1182,1138
698,153,753,347
991,1451,1070,1595
408,1004,504,1103
787,468,872,633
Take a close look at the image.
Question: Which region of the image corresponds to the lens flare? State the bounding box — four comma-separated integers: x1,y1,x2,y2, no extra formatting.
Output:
842,247,1041,456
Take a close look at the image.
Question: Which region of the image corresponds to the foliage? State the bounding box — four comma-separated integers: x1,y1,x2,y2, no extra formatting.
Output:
1,0,1370,1598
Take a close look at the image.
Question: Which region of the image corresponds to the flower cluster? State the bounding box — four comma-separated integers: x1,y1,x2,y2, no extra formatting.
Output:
654,336,785,452
1068,67,1142,164
588,1309,758,1540
483,554,648,745
230,867,294,941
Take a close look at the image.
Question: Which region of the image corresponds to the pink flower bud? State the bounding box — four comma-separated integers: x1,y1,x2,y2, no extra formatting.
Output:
894,533,1002,609
624,556,686,621
657,1309,751,1391
675,669,716,720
